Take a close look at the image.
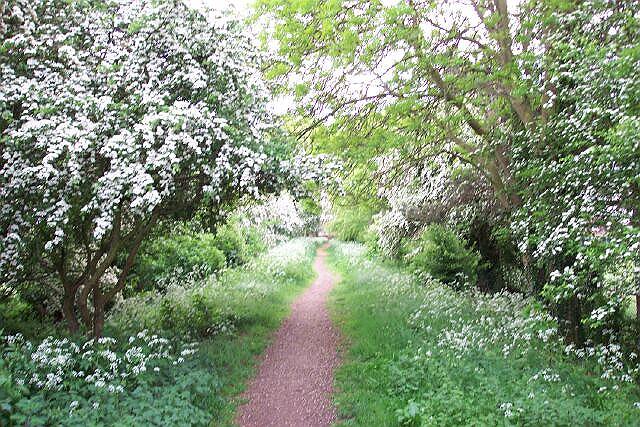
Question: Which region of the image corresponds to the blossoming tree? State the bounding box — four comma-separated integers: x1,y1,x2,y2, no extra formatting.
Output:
511,0,640,342
0,0,292,336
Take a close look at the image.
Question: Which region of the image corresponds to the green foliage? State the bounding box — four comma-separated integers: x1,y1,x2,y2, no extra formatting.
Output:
511,0,640,341
329,242,640,427
109,238,318,337
1,355,25,426
261,0,640,350
329,205,374,242
1,238,319,426
237,225,268,260
403,224,481,290
0,331,213,426
0,297,36,334
8,364,216,426
155,291,236,338
298,197,322,234
133,233,226,291
213,222,249,267
0,291,58,339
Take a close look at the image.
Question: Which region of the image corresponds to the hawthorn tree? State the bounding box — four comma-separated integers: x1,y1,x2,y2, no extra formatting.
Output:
0,0,291,336
511,0,640,343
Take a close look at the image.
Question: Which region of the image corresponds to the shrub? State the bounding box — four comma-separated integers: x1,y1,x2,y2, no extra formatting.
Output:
109,238,318,338
298,198,322,235
133,234,226,292
0,297,34,333
156,291,235,338
240,226,268,258
0,291,58,339
404,224,481,290
0,280,63,334
213,223,248,267
329,206,374,242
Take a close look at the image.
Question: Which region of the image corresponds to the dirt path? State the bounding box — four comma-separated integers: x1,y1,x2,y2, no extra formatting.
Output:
236,242,340,427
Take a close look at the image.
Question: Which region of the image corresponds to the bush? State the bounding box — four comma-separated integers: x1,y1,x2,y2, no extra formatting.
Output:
239,225,267,259
133,234,226,292
404,224,481,289
329,206,374,242
109,238,318,338
156,291,236,338
0,293,56,339
134,220,268,294
0,297,33,333
212,223,248,267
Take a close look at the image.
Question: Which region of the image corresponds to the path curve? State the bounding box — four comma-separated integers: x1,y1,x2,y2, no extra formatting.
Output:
236,242,340,427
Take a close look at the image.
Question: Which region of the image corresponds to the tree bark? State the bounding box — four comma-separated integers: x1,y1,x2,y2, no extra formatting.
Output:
92,289,105,338
474,0,537,127
105,222,152,300
78,283,93,329
56,248,82,334
62,285,80,333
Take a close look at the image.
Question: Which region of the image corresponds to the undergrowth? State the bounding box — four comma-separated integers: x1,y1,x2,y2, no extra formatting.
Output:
328,241,640,426
1,238,320,426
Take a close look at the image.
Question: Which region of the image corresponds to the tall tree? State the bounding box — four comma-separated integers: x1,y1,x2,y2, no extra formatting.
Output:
258,0,553,210
260,0,640,343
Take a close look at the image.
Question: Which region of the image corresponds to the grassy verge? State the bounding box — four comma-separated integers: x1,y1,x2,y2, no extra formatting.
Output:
328,241,640,426
1,238,320,426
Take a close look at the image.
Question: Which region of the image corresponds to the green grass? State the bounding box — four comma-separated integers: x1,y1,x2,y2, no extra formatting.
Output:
328,242,640,426
1,238,320,426
162,238,321,426
199,256,318,425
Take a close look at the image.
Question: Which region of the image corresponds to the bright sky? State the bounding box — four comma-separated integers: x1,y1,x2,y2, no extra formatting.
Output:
183,0,252,17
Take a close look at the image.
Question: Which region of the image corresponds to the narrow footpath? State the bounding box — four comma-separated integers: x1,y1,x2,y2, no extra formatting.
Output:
236,242,340,427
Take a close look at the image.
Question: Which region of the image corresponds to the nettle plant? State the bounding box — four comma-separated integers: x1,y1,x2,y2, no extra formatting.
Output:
0,0,290,336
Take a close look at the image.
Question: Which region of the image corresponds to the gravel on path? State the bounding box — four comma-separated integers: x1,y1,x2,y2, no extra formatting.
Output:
236,242,341,427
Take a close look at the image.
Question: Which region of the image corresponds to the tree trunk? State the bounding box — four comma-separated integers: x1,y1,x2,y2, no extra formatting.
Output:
92,289,105,338
62,286,80,334
78,283,93,329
